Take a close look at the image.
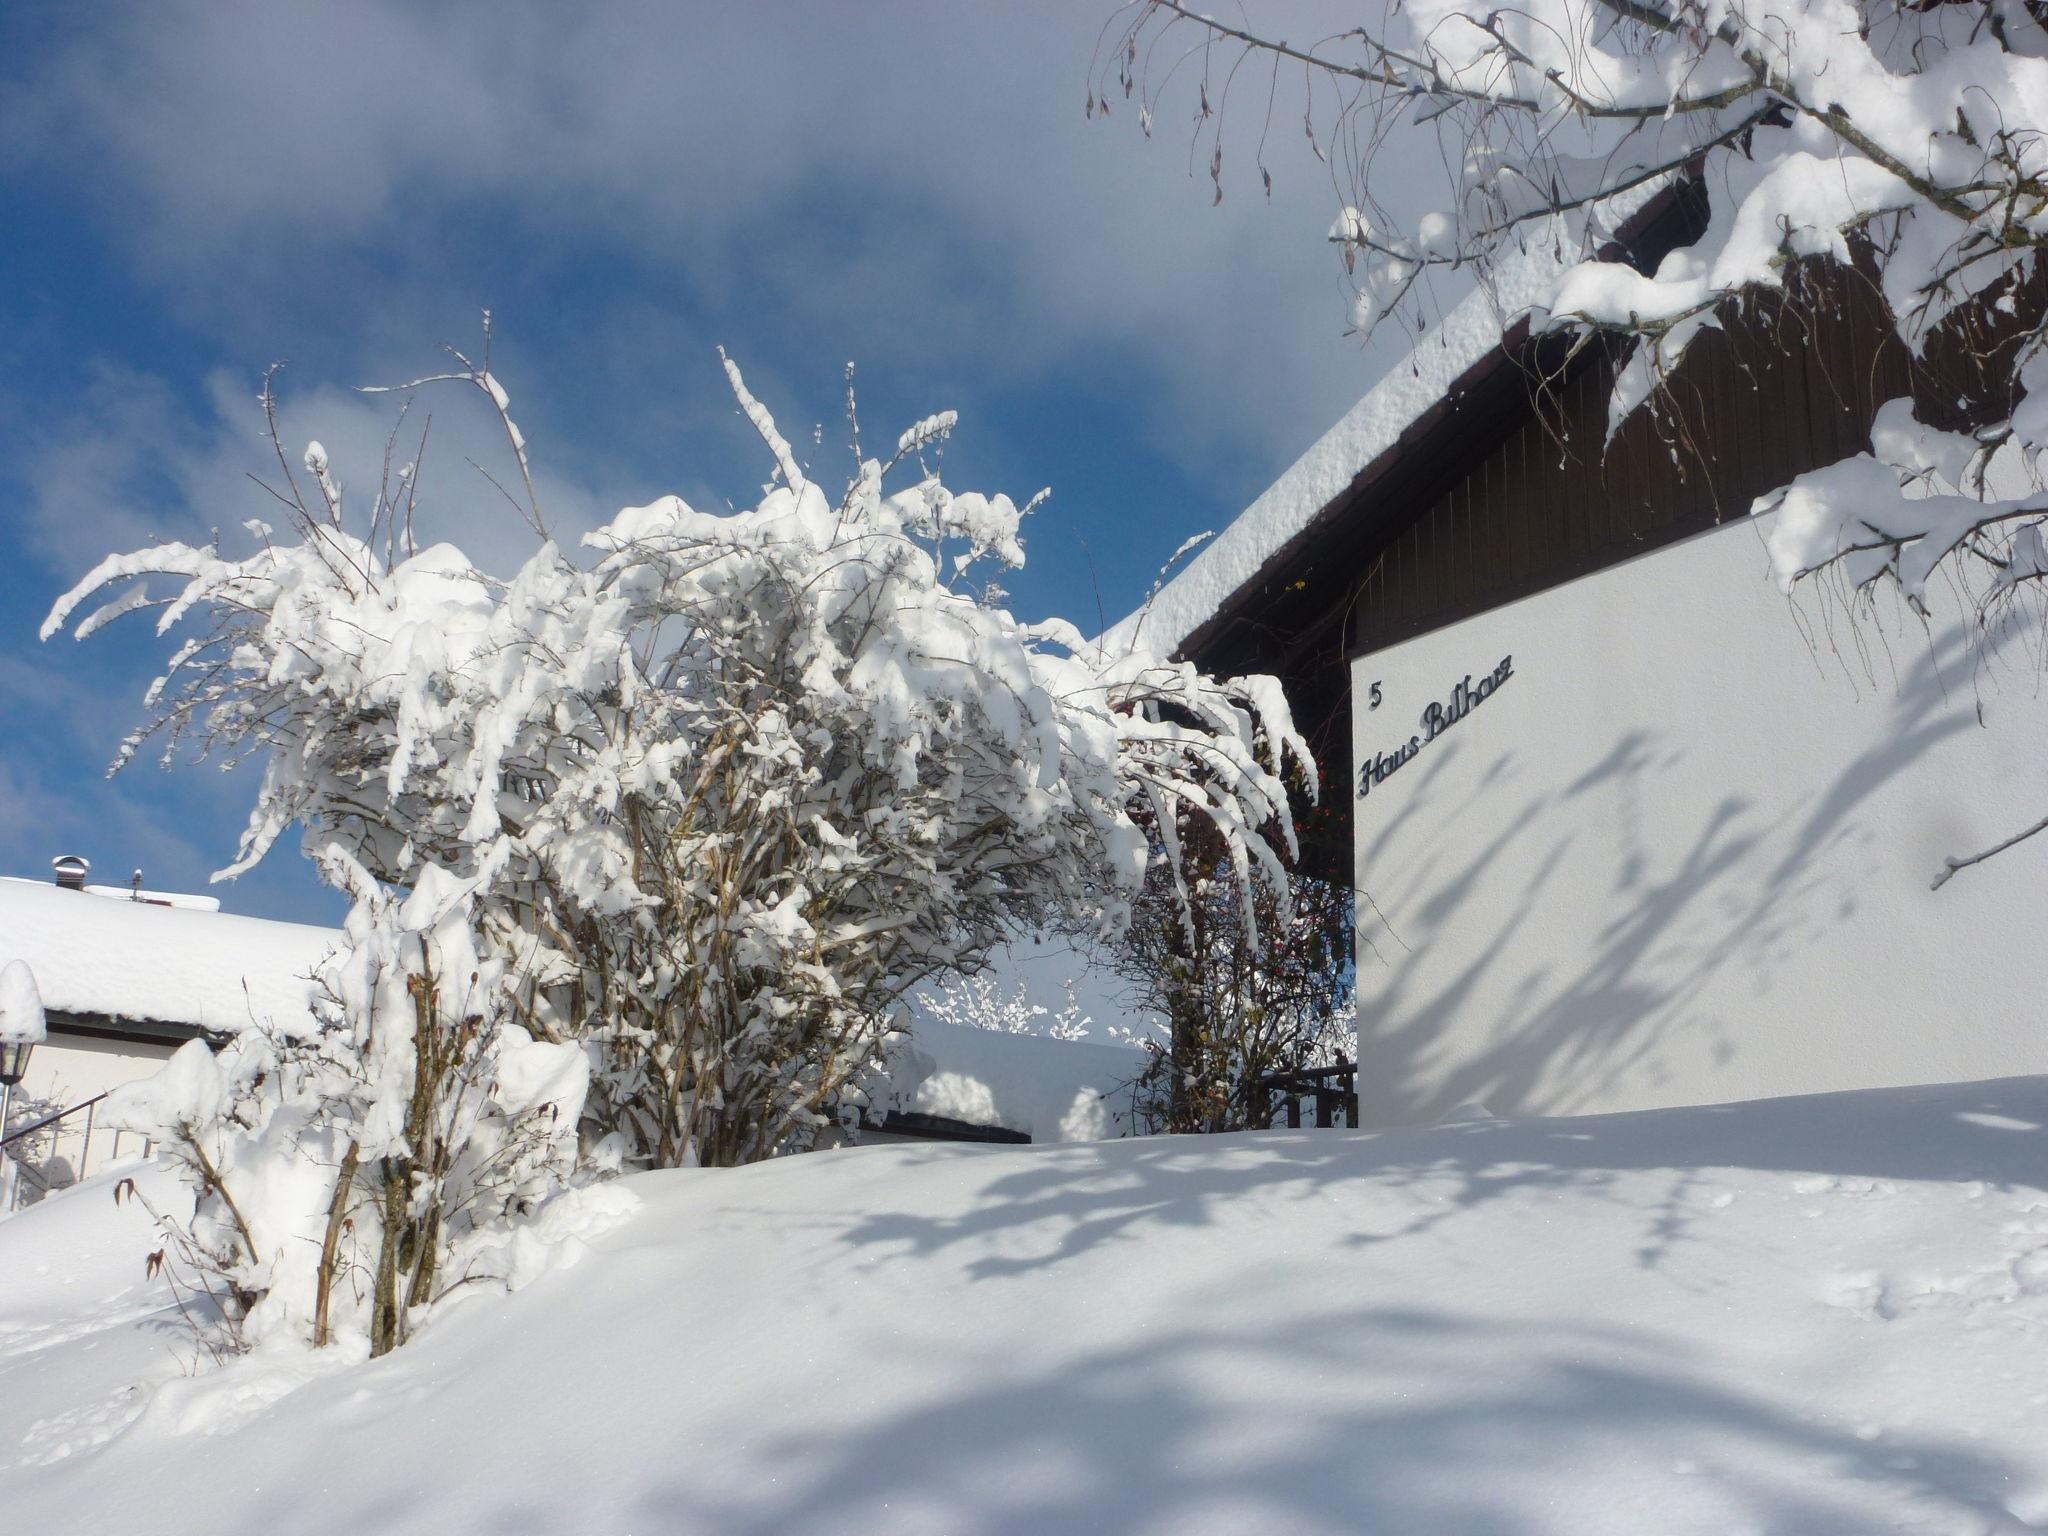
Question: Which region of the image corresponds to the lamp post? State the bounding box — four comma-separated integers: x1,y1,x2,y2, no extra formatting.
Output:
0,1036,31,1206
0,959,46,1213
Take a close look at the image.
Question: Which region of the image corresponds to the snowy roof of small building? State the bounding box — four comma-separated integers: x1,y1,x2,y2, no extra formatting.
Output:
878,1022,1144,1144
0,877,332,1036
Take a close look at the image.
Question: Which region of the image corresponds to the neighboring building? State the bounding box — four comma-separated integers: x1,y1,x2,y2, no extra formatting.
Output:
0,863,334,1104
1125,192,2048,1126
0,865,333,1190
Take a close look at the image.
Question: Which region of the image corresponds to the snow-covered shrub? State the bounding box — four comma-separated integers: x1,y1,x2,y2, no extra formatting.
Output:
1102,808,1356,1134
48,336,1308,1353
109,865,587,1356
1107,0,2048,881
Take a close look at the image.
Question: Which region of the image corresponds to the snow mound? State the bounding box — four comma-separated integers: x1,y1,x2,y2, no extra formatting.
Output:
6,1075,2048,1535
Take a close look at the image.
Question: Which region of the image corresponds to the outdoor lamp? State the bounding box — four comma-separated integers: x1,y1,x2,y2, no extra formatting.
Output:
0,957,46,1087
0,1033,32,1088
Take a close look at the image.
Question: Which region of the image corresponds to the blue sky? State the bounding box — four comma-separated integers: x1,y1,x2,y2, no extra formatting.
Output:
0,0,1417,924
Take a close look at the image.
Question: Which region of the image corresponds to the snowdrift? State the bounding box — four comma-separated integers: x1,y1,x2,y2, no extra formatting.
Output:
5,1075,2048,1534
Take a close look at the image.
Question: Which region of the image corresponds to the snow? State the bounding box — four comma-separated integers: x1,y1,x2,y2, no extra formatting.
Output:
0,959,45,1044
80,884,221,912
6,1073,2048,1534
0,879,332,1034
877,1020,1145,1142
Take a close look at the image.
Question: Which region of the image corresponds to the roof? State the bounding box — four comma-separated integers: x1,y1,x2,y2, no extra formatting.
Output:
0,877,332,1038
1106,251,1574,660
1107,188,1682,664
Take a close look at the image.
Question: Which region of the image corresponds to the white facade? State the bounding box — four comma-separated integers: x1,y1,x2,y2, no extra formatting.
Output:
10,1035,177,1189
19,1033,178,1118
1351,513,2048,1125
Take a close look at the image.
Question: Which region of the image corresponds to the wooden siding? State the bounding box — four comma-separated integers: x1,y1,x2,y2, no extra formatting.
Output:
1345,270,1917,659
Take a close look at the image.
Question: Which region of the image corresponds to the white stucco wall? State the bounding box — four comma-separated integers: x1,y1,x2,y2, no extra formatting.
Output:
20,1032,177,1110
1351,513,2048,1126
9,1033,178,1192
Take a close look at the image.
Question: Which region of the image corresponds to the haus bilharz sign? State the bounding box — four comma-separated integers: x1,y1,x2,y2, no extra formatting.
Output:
1356,655,1514,800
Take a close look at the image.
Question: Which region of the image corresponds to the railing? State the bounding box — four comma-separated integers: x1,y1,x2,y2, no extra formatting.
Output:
1257,1060,1360,1129
0,1092,152,1213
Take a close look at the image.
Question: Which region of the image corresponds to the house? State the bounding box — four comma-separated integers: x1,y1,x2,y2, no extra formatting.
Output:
0,861,335,1194
1124,190,2048,1126
0,858,1143,1201
0,862,334,1104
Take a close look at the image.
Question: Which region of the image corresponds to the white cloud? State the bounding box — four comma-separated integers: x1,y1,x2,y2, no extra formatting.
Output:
19,357,612,585
4,0,1436,480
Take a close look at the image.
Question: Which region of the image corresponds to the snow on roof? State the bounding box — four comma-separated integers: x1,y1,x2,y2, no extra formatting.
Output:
1106,234,1605,659
0,877,333,1035
877,1022,1144,1144
80,884,220,912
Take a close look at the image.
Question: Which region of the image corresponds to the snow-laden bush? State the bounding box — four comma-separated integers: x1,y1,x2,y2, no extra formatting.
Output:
111,864,588,1356
48,341,1308,1352
1102,810,1357,1133
538,360,1308,1165
1106,0,2048,880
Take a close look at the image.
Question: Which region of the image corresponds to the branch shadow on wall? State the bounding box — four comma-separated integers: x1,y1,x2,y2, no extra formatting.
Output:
1351,620,2005,1126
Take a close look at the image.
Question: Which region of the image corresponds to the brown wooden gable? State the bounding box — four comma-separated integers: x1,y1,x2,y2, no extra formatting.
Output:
1346,271,1914,661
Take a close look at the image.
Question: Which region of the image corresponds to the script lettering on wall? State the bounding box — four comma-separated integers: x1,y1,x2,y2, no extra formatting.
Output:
1356,655,1513,800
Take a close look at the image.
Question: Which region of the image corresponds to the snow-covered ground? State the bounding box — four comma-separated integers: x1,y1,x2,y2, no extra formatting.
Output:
5,1076,2048,1535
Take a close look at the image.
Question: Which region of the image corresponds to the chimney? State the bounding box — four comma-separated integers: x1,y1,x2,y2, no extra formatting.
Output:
51,854,90,891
